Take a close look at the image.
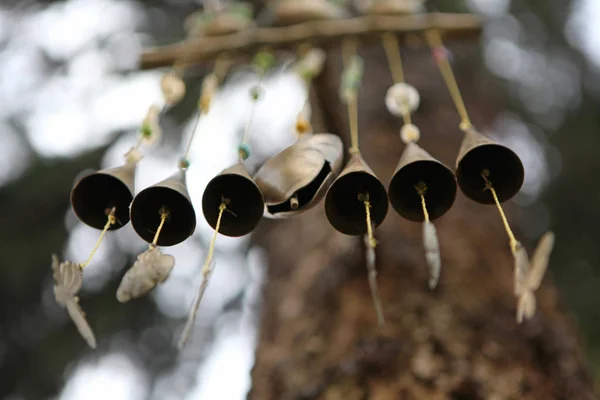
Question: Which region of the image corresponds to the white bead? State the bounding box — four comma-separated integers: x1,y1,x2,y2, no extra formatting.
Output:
161,73,186,106
400,124,420,143
385,83,420,117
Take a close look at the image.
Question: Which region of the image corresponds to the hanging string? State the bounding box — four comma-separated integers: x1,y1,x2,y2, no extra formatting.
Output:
80,208,116,269
238,51,275,160
151,208,169,247
363,198,386,327
179,202,227,349
179,56,232,170
425,30,472,131
381,33,412,126
341,39,363,154
482,171,518,253
418,190,430,222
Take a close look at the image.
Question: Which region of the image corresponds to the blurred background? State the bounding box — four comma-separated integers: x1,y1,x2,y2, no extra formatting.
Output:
0,0,599,399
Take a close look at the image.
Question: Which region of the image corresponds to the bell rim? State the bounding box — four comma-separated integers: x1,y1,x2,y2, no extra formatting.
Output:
202,172,265,237
70,172,134,231
130,186,197,247
388,159,457,222
325,170,389,236
456,143,524,204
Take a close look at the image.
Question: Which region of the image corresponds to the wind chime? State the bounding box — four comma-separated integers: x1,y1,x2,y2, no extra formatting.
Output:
425,29,554,321
53,4,557,348
381,32,456,289
324,39,389,327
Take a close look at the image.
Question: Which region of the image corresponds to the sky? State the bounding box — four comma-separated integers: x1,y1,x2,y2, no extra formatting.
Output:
0,0,598,398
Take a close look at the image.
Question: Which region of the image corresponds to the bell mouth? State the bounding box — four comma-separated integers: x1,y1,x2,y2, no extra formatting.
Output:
70,173,133,231
456,144,524,204
266,162,332,216
202,174,264,237
325,171,389,236
130,187,196,247
389,160,457,222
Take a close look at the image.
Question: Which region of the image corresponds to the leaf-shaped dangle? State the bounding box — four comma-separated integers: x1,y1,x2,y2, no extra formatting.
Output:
423,220,441,289
116,247,175,303
51,255,96,349
516,231,555,323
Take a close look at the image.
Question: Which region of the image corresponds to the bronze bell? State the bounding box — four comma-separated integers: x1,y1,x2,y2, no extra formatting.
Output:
273,0,347,25
254,133,344,218
325,152,389,235
389,142,457,222
456,127,524,204
70,162,136,230
130,169,196,247
202,162,264,237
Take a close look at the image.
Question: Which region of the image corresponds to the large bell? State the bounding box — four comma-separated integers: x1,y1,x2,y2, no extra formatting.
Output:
130,169,196,247
254,133,343,218
325,152,389,235
273,0,347,25
70,162,136,230
389,141,456,221
456,127,524,204
202,162,264,237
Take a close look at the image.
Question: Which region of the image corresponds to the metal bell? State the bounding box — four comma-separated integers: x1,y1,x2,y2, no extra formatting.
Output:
325,152,389,235
389,142,457,222
456,127,524,204
70,162,136,231
273,0,347,25
202,162,264,237
130,169,196,247
254,133,344,219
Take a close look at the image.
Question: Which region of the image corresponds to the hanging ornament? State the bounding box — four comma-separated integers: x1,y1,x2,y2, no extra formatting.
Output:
182,52,274,349
324,39,387,327
254,132,343,218
426,29,543,307
51,206,118,348
381,32,455,288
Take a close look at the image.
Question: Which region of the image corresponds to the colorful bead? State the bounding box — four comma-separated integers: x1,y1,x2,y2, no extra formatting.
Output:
238,143,251,160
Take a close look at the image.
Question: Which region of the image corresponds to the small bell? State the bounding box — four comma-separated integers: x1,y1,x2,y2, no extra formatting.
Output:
202,162,264,237
254,133,343,218
455,127,524,204
70,162,136,230
389,141,456,221
273,0,347,25
130,169,196,247
325,152,388,235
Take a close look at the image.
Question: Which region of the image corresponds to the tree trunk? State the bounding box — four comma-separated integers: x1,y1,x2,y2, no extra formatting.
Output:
248,44,597,400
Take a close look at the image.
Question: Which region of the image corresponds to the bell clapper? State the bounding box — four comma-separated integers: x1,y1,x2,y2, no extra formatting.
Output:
151,207,170,247
179,201,228,349
290,193,300,210
416,183,442,289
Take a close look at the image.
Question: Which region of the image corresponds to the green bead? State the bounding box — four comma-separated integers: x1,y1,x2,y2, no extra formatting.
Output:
238,143,251,160
141,124,152,138
253,51,276,72
179,158,190,170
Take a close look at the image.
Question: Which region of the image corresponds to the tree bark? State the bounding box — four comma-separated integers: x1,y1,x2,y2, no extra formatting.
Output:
248,44,597,400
